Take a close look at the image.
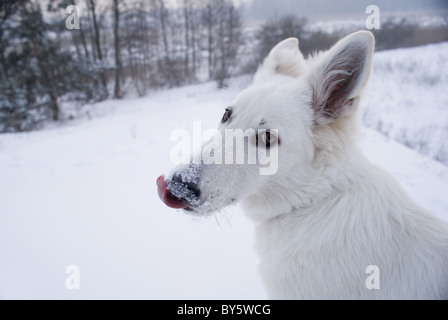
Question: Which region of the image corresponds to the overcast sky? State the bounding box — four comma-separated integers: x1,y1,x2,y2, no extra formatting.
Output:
241,0,448,20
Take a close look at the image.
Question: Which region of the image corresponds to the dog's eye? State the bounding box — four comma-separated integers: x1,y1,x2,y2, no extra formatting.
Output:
221,108,232,123
261,130,277,148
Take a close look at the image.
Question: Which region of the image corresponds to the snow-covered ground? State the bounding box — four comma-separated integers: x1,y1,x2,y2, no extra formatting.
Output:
305,13,448,34
362,42,448,165
1,43,448,299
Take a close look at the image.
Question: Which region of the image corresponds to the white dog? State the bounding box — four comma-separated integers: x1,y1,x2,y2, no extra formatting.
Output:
157,31,448,299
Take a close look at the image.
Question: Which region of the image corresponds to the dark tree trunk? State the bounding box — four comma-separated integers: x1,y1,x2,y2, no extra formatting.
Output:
113,0,122,99
88,0,107,93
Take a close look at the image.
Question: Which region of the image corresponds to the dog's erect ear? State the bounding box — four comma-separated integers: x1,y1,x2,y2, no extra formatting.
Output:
254,38,305,82
309,31,374,125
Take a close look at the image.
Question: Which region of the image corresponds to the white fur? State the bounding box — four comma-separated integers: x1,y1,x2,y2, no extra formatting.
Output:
167,31,448,299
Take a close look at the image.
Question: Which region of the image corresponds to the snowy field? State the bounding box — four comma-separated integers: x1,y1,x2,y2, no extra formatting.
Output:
1,43,448,299
362,42,448,165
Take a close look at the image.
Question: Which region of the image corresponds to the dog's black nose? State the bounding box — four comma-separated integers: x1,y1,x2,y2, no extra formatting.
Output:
171,173,201,198
167,173,201,205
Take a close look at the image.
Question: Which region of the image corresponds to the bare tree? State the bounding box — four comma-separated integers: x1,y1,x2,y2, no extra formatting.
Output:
202,3,214,79
77,16,90,58
113,0,122,98
121,0,160,95
201,0,243,87
157,0,172,86
183,0,191,81
87,0,102,61
87,0,107,93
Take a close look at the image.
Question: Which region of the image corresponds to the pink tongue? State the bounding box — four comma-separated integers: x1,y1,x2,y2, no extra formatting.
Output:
157,175,188,209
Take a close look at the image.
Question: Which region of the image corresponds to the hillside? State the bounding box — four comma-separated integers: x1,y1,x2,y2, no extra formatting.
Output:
362,42,448,164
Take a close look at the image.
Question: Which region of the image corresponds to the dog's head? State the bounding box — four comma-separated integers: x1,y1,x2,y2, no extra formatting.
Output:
157,31,374,221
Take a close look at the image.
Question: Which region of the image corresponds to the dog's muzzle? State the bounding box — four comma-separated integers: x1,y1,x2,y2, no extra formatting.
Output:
157,169,201,210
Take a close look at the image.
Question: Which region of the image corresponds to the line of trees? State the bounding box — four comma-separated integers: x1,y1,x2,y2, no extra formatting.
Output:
1,1,446,133
0,0,243,132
